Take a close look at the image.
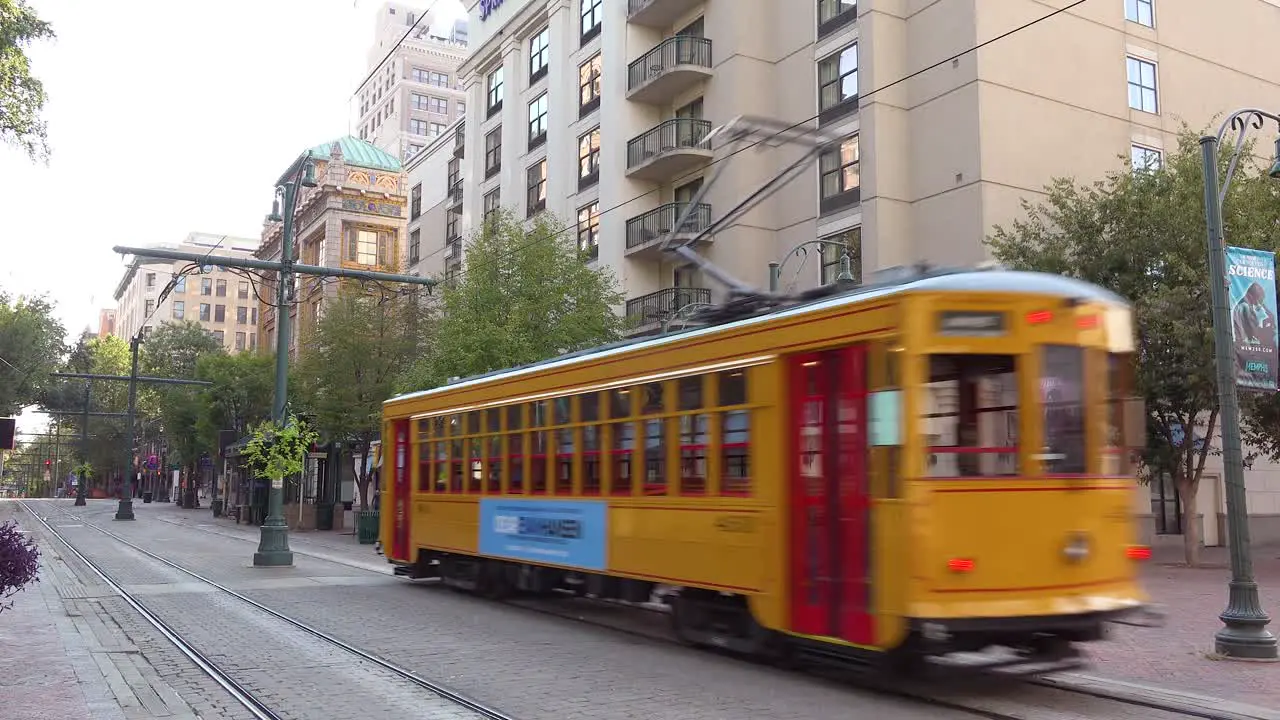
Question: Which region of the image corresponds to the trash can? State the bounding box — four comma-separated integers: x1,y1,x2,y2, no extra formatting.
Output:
356,510,380,545
211,499,224,517
142,492,153,504
315,503,334,531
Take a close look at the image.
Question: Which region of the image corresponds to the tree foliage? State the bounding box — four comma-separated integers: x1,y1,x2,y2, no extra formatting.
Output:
242,414,318,483
399,209,622,391
141,321,224,469
986,128,1280,565
194,351,274,448
0,289,66,416
0,0,55,162
296,284,432,508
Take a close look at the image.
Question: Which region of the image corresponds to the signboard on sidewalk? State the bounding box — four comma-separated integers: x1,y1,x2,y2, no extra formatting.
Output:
1226,246,1278,391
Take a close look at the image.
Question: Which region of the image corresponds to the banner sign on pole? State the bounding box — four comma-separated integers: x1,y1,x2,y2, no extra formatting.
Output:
1226,246,1278,391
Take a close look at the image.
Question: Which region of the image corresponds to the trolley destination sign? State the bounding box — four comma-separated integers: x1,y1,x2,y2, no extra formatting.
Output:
936,310,1006,337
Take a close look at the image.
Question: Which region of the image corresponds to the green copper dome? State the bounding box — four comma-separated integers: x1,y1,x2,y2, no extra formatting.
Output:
306,136,402,172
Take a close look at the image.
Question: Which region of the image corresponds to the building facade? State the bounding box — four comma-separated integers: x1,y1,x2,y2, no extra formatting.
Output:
112,233,260,352
358,1,470,163
97,309,116,339
405,118,463,281
256,137,409,358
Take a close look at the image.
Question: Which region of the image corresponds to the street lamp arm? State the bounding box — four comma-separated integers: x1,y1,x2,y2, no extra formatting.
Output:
769,239,856,292
1211,108,1280,207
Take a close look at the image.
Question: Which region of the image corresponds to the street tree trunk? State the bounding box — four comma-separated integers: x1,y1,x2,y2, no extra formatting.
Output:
355,449,370,512
1173,408,1217,568
1176,476,1201,567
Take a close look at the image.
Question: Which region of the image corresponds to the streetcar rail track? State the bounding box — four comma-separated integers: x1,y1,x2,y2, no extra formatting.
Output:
33,501,1271,720
20,501,524,720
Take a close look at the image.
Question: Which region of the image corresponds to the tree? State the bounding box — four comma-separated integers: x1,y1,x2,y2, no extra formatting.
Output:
0,0,55,162
296,284,432,509
985,128,1280,566
194,351,274,447
0,290,66,416
140,321,224,471
401,208,622,391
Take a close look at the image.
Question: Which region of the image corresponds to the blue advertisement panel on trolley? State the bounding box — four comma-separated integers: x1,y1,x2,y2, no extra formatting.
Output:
1226,246,1279,391
478,499,608,571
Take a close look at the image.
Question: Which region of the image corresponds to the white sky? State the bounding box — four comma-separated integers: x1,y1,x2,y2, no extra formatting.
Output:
2,0,465,436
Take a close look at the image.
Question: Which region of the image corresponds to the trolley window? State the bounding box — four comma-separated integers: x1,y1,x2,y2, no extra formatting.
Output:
1041,345,1086,475
924,354,1019,477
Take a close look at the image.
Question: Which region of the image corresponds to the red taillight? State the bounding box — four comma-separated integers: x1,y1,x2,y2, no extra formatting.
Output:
948,558,975,573
1026,310,1054,325
1076,314,1099,329
1126,545,1151,561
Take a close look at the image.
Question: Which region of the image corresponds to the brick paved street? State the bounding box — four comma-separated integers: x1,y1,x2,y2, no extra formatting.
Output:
25,499,1266,720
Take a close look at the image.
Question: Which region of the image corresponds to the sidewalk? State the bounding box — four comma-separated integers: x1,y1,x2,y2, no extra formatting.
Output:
1081,544,1280,710
0,502,201,720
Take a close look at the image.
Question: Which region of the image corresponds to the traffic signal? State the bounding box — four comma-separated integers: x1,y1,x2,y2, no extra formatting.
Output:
45,459,51,467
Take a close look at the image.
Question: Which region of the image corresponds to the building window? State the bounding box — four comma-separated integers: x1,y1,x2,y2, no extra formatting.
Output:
527,160,547,217
487,67,504,116
411,67,429,83
237,306,248,324
581,0,602,43
1131,144,1162,172
346,228,387,266
237,281,249,299
428,96,448,114
577,202,600,260
144,299,155,316
484,188,501,223
406,143,424,159
818,0,857,36
528,93,548,148
174,276,186,293
213,330,225,345
215,279,226,297
145,272,156,289
818,43,858,123
578,127,600,189
412,93,430,111
410,229,421,264
431,71,449,87
457,101,466,117
485,127,502,178
446,208,460,240
214,304,225,322
430,122,446,137
249,333,257,350
819,135,860,213
235,332,246,351
530,27,550,82
201,278,212,295
819,228,862,284
172,301,184,320
1126,57,1158,113
579,53,602,116
411,184,422,219
447,157,461,194
410,118,429,136
1125,0,1154,27
199,303,211,321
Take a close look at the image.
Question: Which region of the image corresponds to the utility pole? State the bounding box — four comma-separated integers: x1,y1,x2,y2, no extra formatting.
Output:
115,336,143,520
78,381,89,504
113,149,436,568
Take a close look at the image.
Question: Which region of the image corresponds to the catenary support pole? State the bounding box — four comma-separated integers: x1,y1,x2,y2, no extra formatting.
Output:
115,336,141,521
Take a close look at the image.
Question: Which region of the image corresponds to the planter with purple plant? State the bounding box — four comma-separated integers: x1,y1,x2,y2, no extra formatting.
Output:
0,521,40,614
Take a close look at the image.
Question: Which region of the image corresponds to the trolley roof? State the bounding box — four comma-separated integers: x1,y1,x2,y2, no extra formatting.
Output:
386,269,1126,406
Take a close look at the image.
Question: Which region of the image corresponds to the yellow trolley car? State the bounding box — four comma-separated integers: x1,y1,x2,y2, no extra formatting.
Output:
380,267,1152,671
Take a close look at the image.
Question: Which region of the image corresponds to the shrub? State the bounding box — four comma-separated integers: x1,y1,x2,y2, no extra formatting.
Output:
0,520,40,613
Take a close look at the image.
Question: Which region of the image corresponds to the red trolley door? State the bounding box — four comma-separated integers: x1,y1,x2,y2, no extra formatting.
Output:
788,346,874,645
391,419,411,561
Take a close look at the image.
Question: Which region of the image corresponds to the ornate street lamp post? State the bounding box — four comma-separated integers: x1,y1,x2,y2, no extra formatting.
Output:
768,239,857,293
1198,109,1280,660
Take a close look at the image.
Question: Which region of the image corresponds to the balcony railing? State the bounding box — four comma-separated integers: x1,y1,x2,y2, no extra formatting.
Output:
627,36,712,99
626,202,711,249
453,123,465,158
625,287,711,326
446,241,461,260
449,180,463,203
626,118,712,175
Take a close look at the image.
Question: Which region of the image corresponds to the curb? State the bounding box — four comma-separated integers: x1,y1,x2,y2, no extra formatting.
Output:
1036,673,1280,720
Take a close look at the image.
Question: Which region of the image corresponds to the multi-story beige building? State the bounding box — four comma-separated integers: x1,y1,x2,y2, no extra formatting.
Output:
113,233,261,353
358,2,469,163
257,136,409,357
413,0,1280,546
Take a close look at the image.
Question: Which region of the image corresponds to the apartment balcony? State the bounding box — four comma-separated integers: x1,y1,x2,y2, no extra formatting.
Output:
627,36,713,105
626,118,713,181
446,239,461,260
625,287,712,333
625,202,711,258
453,123,465,159
628,0,700,28
449,180,464,205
